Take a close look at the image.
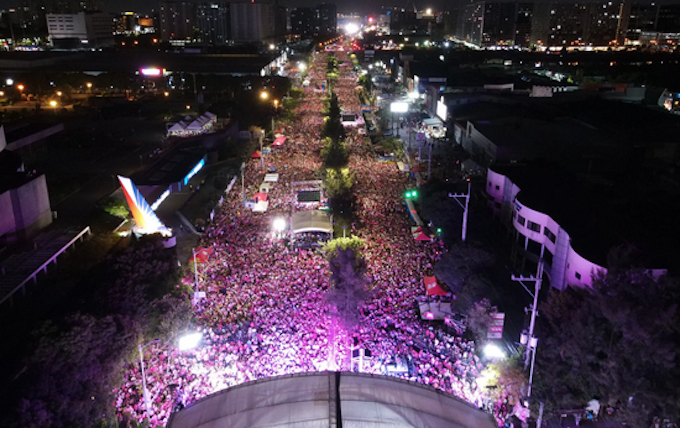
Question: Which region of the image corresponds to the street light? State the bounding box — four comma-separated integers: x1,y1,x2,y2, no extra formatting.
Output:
56,91,62,97
138,331,202,419
260,90,269,100
272,217,286,239
483,343,507,359
49,100,57,107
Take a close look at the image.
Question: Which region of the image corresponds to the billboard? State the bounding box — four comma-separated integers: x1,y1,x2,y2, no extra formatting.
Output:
487,312,505,339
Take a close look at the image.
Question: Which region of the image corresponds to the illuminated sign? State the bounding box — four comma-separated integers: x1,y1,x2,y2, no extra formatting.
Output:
183,158,205,186
150,188,171,211
390,102,409,113
436,98,447,121
141,68,162,76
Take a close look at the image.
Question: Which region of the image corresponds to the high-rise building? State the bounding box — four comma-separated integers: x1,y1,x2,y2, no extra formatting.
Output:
656,3,680,32
291,4,336,38
291,7,316,37
584,1,627,46
459,2,532,47
196,1,230,45
230,2,285,43
46,11,114,47
533,2,588,47
160,0,196,42
316,4,337,36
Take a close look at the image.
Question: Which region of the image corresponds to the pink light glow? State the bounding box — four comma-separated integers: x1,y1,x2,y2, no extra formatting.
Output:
141,68,162,76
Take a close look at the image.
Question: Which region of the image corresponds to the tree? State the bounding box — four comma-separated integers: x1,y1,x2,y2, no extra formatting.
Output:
321,137,349,169
322,93,345,142
99,197,130,219
534,246,680,426
18,313,139,428
466,298,497,341
325,245,370,331
323,167,353,199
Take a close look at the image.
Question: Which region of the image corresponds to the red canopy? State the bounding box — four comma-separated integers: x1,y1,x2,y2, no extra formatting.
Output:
424,276,447,296
273,136,287,146
254,192,268,202
413,230,431,241
251,150,262,159
189,247,213,264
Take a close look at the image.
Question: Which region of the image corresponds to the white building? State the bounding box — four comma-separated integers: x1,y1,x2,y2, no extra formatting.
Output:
486,167,669,290
46,12,114,48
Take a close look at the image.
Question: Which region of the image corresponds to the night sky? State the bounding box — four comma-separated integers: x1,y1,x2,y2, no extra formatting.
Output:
0,0,677,20
0,0,467,16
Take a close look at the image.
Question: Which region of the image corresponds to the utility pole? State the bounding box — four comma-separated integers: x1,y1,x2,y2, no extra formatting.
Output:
448,179,471,242
511,261,543,398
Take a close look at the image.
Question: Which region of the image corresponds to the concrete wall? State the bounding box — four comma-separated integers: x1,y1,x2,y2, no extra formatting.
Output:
0,174,52,243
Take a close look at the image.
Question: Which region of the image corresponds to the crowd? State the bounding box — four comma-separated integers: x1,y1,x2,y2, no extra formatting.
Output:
113,47,487,427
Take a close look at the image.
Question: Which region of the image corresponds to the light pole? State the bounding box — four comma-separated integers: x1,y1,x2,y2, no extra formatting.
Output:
192,248,202,302
448,179,471,242
511,261,543,398
138,331,202,420
240,162,246,205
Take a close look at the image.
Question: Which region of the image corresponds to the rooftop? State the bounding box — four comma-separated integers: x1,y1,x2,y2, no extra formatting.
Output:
0,51,279,75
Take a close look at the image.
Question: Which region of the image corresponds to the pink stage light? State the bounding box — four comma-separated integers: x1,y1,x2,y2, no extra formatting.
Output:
141,68,162,76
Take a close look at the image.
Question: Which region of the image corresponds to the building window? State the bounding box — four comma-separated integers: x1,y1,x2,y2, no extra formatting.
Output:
517,215,526,226
543,249,553,266
527,221,540,233
495,185,500,190
575,272,582,280
488,181,491,187
544,227,556,243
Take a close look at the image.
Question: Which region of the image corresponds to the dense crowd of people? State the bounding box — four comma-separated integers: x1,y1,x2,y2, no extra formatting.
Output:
113,47,487,427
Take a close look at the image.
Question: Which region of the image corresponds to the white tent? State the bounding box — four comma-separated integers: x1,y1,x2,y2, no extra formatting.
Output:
167,372,497,428
291,210,332,234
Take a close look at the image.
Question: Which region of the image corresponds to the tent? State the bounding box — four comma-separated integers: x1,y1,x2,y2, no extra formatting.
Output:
424,276,447,296
166,372,497,428
413,230,431,241
291,210,332,234
273,136,287,146
189,247,213,264
252,200,269,212
259,182,273,193
264,173,279,182
251,150,262,159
